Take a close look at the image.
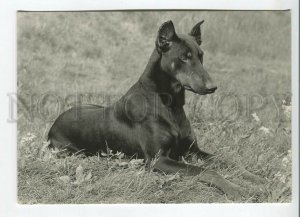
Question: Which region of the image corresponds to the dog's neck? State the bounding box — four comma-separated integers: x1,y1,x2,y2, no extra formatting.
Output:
139,49,185,107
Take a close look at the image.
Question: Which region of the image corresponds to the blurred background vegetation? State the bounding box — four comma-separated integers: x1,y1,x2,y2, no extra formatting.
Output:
18,11,290,94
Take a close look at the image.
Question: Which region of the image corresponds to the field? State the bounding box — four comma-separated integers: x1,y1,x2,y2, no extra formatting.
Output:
17,11,291,203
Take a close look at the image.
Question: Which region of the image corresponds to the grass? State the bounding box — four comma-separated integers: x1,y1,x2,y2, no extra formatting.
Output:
17,11,291,203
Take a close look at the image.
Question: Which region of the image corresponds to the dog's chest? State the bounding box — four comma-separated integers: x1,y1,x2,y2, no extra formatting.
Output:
158,105,192,140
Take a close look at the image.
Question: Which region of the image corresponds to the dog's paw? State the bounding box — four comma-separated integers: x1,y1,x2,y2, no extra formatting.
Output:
253,176,266,184
240,168,266,184
224,183,245,201
247,186,268,201
246,173,266,184
224,183,265,202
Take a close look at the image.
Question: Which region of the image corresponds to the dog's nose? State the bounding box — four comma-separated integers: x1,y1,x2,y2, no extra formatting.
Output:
207,86,217,92
206,83,217,92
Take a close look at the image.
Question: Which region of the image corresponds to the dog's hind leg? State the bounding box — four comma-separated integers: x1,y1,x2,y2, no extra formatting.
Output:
48,137,83,157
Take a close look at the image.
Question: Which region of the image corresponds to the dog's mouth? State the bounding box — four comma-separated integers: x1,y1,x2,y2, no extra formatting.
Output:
183,85,196,93
183,85,216,95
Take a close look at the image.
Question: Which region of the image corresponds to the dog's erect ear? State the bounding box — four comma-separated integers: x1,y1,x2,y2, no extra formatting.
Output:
189,20,204,45
156,20,178,52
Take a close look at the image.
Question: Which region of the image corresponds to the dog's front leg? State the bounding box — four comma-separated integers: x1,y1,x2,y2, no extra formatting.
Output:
217,157,266,184
192,148,266,184
195,148,266,184
153,155,244,200
185,134,266,184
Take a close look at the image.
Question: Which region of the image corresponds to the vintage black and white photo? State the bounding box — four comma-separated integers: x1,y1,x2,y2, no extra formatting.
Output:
16,11,291,204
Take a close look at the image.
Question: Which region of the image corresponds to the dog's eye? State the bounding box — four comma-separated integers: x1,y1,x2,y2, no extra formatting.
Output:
179,52,192,62
179,55,188,62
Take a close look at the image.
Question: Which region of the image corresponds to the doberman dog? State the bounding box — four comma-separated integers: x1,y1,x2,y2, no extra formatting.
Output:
48,20,264,200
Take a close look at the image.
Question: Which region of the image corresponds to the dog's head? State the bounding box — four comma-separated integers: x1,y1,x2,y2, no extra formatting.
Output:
156,20,217,95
